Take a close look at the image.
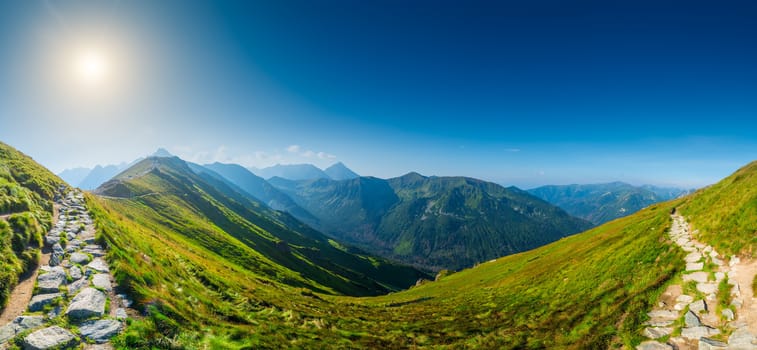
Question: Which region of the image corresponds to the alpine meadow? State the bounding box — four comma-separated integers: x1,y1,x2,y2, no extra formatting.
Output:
1,1,756,349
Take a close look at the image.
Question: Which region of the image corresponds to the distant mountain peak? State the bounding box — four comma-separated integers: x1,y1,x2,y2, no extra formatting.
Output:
152,148,173,158
324,162,359,180
251,163,330,181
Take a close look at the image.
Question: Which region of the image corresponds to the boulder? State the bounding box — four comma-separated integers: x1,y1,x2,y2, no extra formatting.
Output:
92,273,112,292
689,299,707,313
636,341,672,350
69,252,90,265
115,308,128,320
79,319,122,344
684,252,702,263
28,293,63,312
48,251,63,267
22,326,77,350
0,316,45,343
69,266,83,280
680,326,719,339
0,324,16,343
685,262,703,271
682,272,708,283
87,258,109,273
65,287,106,320
36,267,66,293
642,327,672,339
684,310,701,327
82,246,105,258
699,337,727,349
67,278,89,296
697,283,718,294
13,316,45,330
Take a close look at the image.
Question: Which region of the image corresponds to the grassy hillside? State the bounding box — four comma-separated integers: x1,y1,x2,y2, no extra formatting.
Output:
93,186,684,348
95,157,427,296
0,141,65,309
201,162,320,227
528,182,687,225
270,173,592,271
679,161,757,256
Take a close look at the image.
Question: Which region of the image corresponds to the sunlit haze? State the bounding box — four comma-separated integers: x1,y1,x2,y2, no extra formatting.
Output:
0,1,755,189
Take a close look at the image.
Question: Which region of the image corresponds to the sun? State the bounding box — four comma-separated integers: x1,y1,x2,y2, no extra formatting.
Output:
73,49,109,85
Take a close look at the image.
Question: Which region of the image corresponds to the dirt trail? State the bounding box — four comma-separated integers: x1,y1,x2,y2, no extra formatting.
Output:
729,257,757,334
0,205,58,324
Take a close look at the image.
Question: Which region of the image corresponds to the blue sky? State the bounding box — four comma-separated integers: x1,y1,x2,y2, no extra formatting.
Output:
0,0,755,188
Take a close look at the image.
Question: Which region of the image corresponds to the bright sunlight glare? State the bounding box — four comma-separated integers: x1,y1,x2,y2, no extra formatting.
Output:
73,49,108,85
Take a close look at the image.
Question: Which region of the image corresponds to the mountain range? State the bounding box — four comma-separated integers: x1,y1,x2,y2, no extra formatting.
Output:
95,156,427,295
250,162,359,181
2,140,755,348
56,148,174,190
528,182,692,225
267,173,592,271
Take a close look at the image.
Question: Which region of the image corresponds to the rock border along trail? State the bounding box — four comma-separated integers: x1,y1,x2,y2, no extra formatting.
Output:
0,189,132,349
638,213,757,350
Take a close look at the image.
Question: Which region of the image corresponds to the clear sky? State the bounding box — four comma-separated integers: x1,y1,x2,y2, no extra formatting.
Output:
0,0,755,188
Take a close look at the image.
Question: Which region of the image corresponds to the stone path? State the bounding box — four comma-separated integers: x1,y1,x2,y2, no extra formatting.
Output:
638,214,757,350
0,190,132,349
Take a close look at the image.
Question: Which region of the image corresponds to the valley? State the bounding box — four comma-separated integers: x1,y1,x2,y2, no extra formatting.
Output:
0,142,755,349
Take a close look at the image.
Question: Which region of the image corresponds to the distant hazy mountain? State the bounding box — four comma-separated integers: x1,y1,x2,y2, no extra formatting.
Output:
251,163,329,180
57,149,170,190
152,148,174,157
324,162,359,180
251,162,359,181
201,162,319,226
76,164,131,190
270,173,592,271
528,182,691,225
57,167,91,187
95,156,427,295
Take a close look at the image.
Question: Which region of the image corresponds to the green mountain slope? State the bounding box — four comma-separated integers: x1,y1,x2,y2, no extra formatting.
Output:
679,161,757,256
7,141,749,348
269,173,592,270
92,171,687,349
95,157,427,297
0,142,65,309
201,162,319,227
528,181,689,225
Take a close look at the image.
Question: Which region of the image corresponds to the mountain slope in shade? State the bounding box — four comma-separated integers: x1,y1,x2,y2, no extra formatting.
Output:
271,173,592,271
57,167,91,187
201,162,319,226
528,182,690,225
95,156,427,296
324,162,359,180
251,163,329,181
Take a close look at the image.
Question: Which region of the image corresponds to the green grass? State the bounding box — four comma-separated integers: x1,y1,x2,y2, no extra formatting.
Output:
679,161,757,256
0,141,65,309
91,187,684,348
